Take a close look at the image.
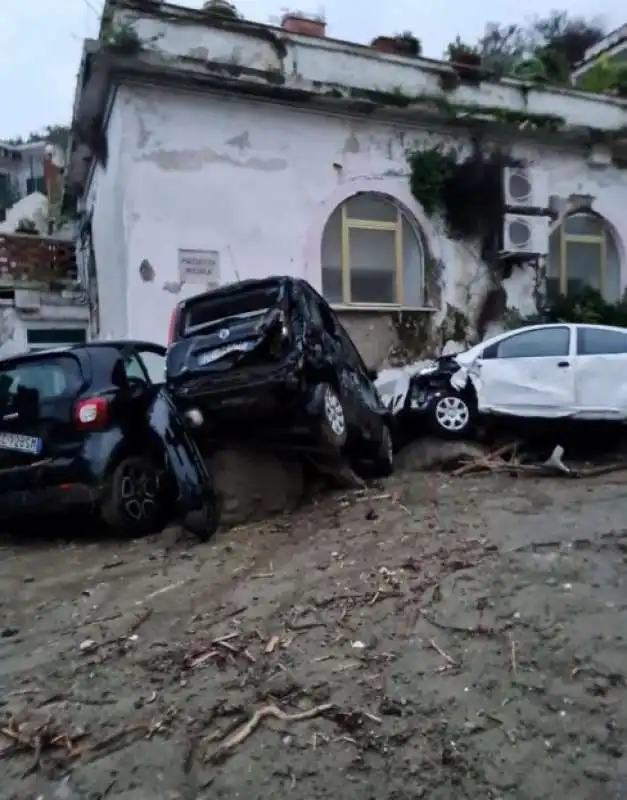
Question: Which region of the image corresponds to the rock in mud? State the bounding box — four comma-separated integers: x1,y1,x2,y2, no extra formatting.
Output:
395,437,486,472
208,448,305,527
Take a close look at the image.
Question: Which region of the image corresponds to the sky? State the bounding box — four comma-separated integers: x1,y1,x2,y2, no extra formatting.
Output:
0,0,624,141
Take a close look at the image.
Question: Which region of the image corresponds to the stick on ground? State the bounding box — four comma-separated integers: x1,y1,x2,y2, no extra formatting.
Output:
209,703,334,761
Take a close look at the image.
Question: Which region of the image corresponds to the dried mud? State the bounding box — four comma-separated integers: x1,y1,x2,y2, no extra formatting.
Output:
2,468,627,799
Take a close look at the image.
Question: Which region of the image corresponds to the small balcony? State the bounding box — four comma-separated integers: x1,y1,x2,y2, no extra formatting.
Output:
0,232,78,284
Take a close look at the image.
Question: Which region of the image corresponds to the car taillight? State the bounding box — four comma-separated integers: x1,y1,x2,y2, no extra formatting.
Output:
73,397,108,429
167,307,179,345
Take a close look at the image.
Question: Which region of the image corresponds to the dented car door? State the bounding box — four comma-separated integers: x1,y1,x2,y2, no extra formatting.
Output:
476,325,575,417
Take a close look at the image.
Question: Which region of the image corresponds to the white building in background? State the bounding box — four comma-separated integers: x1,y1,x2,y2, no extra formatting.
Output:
64,0,627,365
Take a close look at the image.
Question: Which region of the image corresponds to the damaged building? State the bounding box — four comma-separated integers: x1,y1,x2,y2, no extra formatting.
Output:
64,0,627,365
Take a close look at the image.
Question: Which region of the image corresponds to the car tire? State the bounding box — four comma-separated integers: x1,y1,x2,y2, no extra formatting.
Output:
100,456,164,536
319,383,348,448
371,422,394,477
428,391,474,439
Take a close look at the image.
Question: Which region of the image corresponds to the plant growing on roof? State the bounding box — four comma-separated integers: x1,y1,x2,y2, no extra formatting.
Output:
393,31,422,57
100,20,142,55
202,0,241,19
446,37,484,84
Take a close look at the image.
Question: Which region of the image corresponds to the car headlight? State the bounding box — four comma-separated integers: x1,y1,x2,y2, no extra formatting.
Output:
418,364,438,376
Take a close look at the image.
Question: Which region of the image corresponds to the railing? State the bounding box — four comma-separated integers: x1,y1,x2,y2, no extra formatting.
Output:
0,232,77,283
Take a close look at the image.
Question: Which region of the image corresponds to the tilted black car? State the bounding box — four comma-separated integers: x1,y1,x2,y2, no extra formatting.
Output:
0,341,219,538
166,276,394,476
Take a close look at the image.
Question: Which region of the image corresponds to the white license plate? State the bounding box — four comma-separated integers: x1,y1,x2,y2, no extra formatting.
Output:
198,341,253,366
0,432,43,455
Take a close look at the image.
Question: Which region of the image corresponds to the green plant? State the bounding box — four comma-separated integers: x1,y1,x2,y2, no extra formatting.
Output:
579,57,627,97
100,20,142,54
446,37,481,63
393,31,422,57
202,0,241,19
543,288,627,327
406,146,456,215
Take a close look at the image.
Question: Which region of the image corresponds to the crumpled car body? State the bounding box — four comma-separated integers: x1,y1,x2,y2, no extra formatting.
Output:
166,276,394,472
377,322,627,440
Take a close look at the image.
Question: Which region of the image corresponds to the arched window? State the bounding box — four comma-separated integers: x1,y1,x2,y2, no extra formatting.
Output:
321,193,425,307
547,213,621,302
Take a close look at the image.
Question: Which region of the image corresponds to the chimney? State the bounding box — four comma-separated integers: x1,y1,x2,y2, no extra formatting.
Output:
280,12,326,37
43,148,63,205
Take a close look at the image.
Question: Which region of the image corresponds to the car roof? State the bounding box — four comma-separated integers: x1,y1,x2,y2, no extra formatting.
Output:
0,340,165,369
177,275,299,307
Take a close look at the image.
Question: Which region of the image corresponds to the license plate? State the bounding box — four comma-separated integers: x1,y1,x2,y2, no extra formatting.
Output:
198,341,253,366
0,432,43,455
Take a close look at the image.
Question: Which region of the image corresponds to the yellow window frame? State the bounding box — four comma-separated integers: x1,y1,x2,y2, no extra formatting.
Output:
339,202,404,305
558,225,607,297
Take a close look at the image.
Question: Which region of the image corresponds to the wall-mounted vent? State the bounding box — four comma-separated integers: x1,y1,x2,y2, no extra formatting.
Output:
503,167,549,210
502,214,550,256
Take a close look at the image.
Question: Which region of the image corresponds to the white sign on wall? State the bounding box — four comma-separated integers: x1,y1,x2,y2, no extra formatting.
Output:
178,249,220,287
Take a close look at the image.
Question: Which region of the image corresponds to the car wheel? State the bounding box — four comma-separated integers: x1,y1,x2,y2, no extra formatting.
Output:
371,423,394,477
101,456,163,535
429,392,473,439
319,383,348,448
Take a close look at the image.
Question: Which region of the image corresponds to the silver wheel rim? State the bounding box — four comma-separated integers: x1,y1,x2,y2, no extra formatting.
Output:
324,387,346,437
435,396,469,431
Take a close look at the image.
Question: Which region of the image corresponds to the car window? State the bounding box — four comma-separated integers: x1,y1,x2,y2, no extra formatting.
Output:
136,350,166,383
577,327,627,355
123,354,149,382
489,327,570,359
0,356,82,400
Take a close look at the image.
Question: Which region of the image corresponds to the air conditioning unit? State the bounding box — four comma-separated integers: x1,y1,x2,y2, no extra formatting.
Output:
502,214,550,256
503,167,549,210
14,289,41,311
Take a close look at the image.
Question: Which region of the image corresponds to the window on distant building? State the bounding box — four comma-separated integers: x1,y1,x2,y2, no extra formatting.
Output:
26,176,46,195
547,213,621,302
26,327,87,352
320,193,426,307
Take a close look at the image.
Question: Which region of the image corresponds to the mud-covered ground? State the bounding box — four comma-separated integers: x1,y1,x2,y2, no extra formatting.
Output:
2,467,627,799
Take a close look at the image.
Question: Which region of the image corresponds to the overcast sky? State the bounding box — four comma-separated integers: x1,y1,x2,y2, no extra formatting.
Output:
0,0,624,140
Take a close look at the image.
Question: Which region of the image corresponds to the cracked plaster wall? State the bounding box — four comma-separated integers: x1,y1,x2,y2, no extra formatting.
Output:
91,85,627,363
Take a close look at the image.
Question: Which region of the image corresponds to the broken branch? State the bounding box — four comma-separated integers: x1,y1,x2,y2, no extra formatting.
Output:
209,703,334,761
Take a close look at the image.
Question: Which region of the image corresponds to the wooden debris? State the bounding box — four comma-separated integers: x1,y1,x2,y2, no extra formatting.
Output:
265,635,280,654
208,703,334,761
428,638,458,669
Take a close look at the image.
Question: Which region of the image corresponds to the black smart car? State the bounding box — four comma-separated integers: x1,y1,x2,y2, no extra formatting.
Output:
0,341,219,538
166,276,394,476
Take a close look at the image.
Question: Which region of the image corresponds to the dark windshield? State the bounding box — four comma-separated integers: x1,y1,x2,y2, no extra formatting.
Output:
0,355,83,405
184,285,280,333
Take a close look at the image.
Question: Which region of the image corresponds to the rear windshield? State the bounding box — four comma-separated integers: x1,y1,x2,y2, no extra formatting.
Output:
184,285,280,332
0,355,83,402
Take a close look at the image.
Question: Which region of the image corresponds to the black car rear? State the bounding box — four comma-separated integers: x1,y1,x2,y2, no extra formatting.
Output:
0,350,87,474
166,277,395,476
167,277,298,413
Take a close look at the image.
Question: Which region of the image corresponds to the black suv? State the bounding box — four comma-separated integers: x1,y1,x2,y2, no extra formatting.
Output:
0,341,219,537
166,276,394,476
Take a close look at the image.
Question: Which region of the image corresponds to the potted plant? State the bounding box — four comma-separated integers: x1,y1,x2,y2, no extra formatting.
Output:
446,37,483,83
280,10,326,37
371,32,421,57
202,0,241,19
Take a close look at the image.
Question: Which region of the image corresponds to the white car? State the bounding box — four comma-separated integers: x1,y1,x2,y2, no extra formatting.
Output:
381,323,627,438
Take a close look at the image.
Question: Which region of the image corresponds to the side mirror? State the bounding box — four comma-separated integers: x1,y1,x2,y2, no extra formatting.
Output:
366,367,378,381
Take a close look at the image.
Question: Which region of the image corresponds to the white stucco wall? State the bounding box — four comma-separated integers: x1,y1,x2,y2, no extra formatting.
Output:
88,84,627,353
